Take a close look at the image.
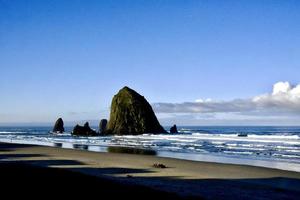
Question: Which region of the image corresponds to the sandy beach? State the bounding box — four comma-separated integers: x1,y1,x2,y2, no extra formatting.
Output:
0,142,299,199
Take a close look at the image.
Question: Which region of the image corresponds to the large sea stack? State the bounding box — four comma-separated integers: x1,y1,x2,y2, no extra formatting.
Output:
72,122,97,136
52,118,65,133
106,86,166,135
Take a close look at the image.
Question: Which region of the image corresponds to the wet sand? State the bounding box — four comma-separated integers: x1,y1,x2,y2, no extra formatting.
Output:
1,142,300,199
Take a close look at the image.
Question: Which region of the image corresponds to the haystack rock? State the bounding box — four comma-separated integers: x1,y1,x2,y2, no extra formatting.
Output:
99,119,108,134
52,118,65,133
106,86,166,135
170,124,178,134
72,122,97,136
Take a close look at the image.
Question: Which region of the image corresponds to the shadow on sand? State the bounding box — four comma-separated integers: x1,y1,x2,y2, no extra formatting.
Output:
1,142,300,200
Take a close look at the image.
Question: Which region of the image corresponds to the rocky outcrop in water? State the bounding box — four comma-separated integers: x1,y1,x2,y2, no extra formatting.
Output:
170,124,178,134
52,118,65,133
106,86,166,135
72,122,97,136
99,119,108,134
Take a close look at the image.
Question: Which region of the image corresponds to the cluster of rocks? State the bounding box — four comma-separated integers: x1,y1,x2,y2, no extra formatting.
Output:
72,122,97,136
52,86,180,136
152,163,167,168
51,118,108,136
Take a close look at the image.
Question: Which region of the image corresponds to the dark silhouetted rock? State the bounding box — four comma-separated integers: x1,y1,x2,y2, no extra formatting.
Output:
170,124,178,134
106,86,166,135
52,118,65,133
99,119,108,134
153,163,167,168
72,122,97,136
238,133,248,137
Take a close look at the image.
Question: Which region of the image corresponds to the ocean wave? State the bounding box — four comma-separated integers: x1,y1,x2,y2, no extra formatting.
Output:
247,134,299,139
181,133,300,145
0,131,27,134
273,154,300,159
191,132,299,139
226,146,265,151
223,151,253,155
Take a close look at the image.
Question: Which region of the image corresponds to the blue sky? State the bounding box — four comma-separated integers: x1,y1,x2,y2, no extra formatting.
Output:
1,0,300,125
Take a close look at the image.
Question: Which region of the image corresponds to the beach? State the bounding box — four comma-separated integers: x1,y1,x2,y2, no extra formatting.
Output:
1,142,299,199
1,126,300,172
2,1,300,199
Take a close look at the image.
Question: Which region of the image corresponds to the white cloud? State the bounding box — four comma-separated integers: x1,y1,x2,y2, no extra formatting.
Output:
153,81,300,115
253,81,300,113
195,98,212,103
272,81,292,95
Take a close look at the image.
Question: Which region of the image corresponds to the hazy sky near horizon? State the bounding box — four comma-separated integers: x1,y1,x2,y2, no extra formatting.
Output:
1,0,300,125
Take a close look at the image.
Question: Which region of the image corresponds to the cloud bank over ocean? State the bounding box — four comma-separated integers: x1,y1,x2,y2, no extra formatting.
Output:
1,82,299,126
153,82,300,125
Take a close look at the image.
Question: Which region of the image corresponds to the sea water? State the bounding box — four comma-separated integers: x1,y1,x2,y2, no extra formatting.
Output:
0,126,300,172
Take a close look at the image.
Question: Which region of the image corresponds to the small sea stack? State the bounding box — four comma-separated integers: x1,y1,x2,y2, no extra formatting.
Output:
99,119,108,134
170,124,178,134
106,86,166,135
52,118,65,133
72,122,97,136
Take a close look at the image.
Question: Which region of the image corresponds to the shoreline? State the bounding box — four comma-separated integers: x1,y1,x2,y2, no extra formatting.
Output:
1,142,300,199
1,138,300,172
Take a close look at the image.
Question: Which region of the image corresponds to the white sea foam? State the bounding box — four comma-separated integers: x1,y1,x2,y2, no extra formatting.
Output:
0,131,27,134
273,154,300,158
248,134,299,140
223,151,253,155
226,146,265,151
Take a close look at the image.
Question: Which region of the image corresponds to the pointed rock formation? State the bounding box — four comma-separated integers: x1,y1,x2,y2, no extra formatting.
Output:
99,119,108,134
170,124,178,134
106,86,166,135
52,118,65,133
72,122,97,136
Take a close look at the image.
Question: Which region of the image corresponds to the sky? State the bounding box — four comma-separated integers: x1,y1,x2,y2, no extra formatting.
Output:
0,0,300,126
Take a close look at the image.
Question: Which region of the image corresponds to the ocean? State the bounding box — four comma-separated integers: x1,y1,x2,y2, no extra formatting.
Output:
1,126,300,172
